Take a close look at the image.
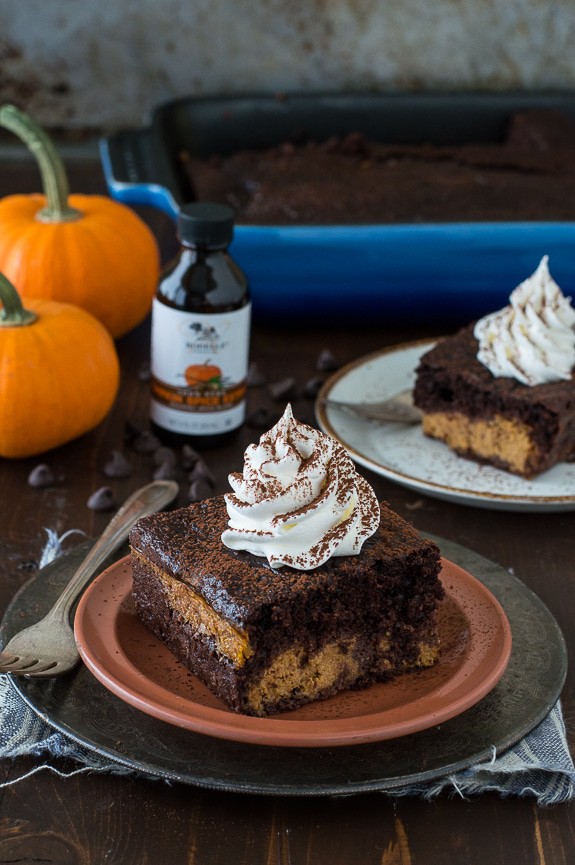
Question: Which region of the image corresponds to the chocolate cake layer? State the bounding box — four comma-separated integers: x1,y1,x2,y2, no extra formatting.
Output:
180,110,575,225
413,326,575,477
129,496,443,716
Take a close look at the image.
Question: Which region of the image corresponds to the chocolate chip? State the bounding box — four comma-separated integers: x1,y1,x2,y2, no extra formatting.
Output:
87,487,116,512
123,419,142,444
300,414,317,428
187,478,213,502
181,444,202,470
153,446,177,467
138,360,151,382
188,460,215,487
316,349,339,371
103,450,133,479
268,377,297,401
301,376,324,399
18,559,38,571
405,499,425,511
247,361,267,387
246,407,275,429
27,464,56,488
153,461,178,481
132,430,162,454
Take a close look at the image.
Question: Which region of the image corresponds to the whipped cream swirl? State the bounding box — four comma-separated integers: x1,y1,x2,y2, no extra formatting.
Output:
221,404,380,570
473,256,575,386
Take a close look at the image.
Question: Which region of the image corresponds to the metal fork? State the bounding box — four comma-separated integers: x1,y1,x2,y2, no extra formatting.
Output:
320,389,422,424
0,479,179,678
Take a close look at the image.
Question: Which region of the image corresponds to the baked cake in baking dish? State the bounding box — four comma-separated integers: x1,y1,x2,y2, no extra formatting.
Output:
413,256,575,478
129,406,444,717
181,109,575,225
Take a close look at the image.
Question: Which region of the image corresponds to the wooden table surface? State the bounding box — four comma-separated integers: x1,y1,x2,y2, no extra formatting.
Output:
0,152,574,864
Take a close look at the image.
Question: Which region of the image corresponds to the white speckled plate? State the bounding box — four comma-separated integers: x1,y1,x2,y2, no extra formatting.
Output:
315,340,575,512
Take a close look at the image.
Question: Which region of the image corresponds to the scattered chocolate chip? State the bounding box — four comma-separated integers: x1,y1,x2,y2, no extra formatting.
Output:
247,361,267,387
132,430,161,454
153,461,178,481
181,444,201,470
138,360,151,381
103,450,133,479
268,377,297,401
301,376,324,399
18,559,38,571
27,464,56,488
299,414,317,428
153,446,177,467
316,349,339,371
187,478,213,502
188,460,215,487
87,486,116,512
246,407,275,429
405,499,425,511
124,419,142,444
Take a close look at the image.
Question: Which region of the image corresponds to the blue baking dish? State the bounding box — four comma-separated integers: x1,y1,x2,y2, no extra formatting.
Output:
100,91,575,324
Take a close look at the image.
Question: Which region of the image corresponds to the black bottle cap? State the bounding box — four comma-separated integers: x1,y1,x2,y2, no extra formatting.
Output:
177,202,235,248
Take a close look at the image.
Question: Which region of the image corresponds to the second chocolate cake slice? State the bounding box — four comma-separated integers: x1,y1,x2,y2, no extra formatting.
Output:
414,257,575,478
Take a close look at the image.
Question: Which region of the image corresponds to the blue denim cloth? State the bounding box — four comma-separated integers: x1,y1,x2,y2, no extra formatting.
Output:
0,675,573,802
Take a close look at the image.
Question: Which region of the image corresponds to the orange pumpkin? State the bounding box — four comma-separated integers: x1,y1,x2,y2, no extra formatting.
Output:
0,104,160,339
184,362,222,387
0,271,120,458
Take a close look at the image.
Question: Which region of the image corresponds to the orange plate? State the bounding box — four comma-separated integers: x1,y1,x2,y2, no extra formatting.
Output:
74,556,512,748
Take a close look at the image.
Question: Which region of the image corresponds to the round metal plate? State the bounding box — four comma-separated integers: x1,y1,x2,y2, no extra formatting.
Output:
0,536,567,797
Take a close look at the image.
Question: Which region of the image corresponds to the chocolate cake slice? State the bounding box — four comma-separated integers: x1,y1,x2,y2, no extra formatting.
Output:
413,326,575,477
129,495,443,717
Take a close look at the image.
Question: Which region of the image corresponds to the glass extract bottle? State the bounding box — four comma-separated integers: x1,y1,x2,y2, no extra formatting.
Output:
150,202,251,447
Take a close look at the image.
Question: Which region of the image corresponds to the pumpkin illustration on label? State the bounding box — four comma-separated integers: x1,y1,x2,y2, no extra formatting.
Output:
184,362,223,390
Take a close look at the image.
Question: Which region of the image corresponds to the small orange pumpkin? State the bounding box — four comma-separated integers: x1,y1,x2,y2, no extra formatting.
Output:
0,271,120,458
0,104,160,339
184,362,222,388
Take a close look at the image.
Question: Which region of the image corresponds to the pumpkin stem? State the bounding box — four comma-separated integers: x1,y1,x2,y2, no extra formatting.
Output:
0,104,82,224
0,273,38,327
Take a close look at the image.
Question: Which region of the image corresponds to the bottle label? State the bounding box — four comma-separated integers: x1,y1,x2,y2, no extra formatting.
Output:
150,301,251,435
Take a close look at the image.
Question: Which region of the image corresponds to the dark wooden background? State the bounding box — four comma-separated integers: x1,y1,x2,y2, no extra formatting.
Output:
0,152,573,864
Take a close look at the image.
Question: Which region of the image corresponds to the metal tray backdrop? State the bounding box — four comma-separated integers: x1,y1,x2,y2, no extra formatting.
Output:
100,91,575,324
0,535,566,797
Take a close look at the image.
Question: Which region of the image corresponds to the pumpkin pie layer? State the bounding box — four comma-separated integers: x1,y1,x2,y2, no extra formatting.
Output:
413,326,575,478
129,495,443,717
